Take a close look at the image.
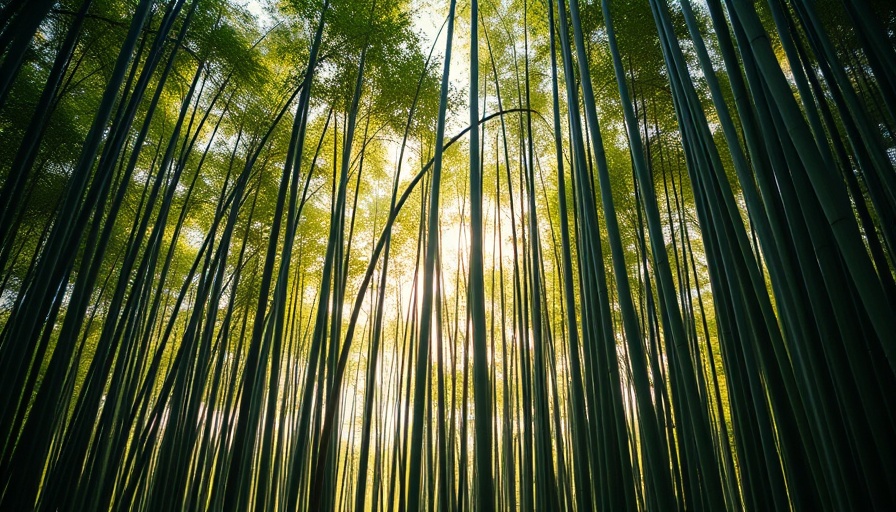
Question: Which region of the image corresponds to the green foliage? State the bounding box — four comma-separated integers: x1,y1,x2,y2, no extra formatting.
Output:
0,0,895,510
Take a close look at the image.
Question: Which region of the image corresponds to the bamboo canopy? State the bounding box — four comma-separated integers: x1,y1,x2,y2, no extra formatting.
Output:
0,0,894,509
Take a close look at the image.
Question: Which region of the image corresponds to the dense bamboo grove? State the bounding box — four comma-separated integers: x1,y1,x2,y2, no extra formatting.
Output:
1,0,895,509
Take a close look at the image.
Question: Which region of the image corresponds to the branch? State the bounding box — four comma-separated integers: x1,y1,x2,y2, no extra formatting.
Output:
310,106,538,494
